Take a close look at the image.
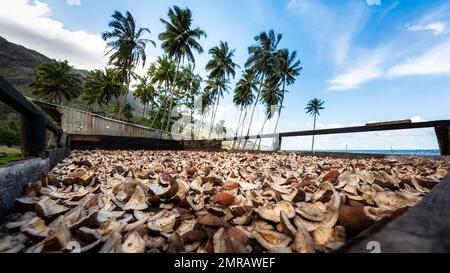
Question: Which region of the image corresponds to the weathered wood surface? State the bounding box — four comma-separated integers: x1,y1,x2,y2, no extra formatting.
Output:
435,126,450,156
0,76,62,157
220,120,450,155
340,173,450,253
69,134,223,151
32,99,180,140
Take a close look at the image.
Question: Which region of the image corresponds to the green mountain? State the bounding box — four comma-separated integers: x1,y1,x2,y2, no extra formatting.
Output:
0,35,90,110
0,36,53,96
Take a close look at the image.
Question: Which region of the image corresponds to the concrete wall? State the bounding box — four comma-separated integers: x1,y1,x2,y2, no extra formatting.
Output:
0,148,70,221
0,158,49,221
45,147,71,170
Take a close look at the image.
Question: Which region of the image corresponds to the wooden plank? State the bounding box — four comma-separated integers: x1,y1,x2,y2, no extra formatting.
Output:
0,75,41,116
366,119,412,126
21,114,46,157
69,134,183,150
435,126,450,156
70,135,101,142
0,76,63,156
340,173,450,253
280,120,450,138
222,120,450,141
69,134,223,151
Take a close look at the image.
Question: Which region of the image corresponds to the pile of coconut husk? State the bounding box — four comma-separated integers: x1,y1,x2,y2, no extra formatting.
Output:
1,150,448,253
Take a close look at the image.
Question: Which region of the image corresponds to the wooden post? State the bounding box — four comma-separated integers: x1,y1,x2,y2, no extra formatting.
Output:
435,126,450,156
273,135,282,152
21,114,46,158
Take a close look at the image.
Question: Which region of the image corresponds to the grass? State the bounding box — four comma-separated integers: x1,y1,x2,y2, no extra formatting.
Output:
0,146,21,165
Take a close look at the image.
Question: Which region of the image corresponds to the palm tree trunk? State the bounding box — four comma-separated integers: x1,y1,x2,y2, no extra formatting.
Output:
243,73,265,147
237,108,248,149
209,96,221,139
196,112,206,140
232,107,243,149
152,85,169,128
207,97,217,137
272,81,285,148
253,113,268,150
151,102,162,128
120,72,132,117
311,114,317,152
165,57,182,132
191,95,198,140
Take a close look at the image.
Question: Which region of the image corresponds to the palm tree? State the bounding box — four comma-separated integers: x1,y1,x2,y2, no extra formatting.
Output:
159,5,206,131
232,69,257,149
305,98,325,152
271,49,302,140
205,41,238,138
102,10,155,115
204,77,229,139
243,30,282,147
81,68,122,112
133,75,155,118
177,65,202,138
196,88,214,139
148,56,176,127
253,76,283,150
30,60,82,105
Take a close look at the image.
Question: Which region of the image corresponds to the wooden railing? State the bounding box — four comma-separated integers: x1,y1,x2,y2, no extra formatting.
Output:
0,75,67,157
3,73,449,156
216,120,450,156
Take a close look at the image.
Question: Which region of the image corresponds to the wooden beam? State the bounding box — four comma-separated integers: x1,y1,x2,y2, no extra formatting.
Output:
0,76,42,116
435,126,450,156
0,75,63,157
366,119,412,126
340,173,450,252
223,120,450,142
21,114,46,157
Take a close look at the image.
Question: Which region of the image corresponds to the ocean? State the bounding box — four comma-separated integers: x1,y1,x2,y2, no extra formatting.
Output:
295,149,441,156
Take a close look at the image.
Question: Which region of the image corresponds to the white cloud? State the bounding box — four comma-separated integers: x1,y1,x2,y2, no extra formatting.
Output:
0,0,107,70
66,0,81,6
387,39,450,77
327,54,383,91
406,22,446,36
287,0,368,66
328,37,450,90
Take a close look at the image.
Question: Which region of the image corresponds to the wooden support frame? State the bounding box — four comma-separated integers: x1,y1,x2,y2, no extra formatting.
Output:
220,120,450,155
435,126,450,156
0,75,63,157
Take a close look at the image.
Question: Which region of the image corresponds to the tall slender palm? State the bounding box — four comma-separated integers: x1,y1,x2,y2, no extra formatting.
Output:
254,76,283,150
271,49,302,140
81,68,122,112
159,5,206,131
133,75,155,118
102,10,155,115
204,77,229,139
305,98,325,152
178,65,202,138
205,41,238,138
243,30,282,147
148,56,176,127
232,69,257,149
30,60,82,105
196,88,214,139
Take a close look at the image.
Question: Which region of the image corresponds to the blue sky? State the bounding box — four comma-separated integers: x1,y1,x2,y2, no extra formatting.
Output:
1,0,449,150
